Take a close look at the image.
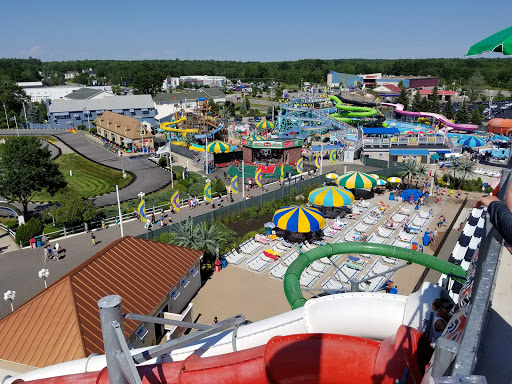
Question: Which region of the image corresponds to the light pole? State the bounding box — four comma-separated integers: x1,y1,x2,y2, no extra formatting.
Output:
13,115,19,137
23,102,28,126
4,290,15,312
83,106,91,132
49,212,55,226
115,185,124,237
138,192,145,201
3,103,9,129
38,269,49,289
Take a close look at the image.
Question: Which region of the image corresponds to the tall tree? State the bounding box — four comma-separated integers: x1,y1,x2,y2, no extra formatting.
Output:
401,160,417,187
443,98,455,120
0,137,67,218
428,86,440,113
419,96,429,112
395,82,409,110
455,99,470,124
0,76,29,128
411,91,422,112
466,72,486,101
470,109,482,125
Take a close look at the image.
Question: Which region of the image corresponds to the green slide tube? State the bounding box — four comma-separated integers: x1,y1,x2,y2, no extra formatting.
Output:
329,95,378,118
283,243,466,309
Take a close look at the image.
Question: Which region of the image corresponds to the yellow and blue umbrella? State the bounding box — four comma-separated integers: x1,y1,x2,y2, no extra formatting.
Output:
336,171,377,189
171,191,180,212
387,177,402,183
246,134,265,141
137,200,147,222
458,137,485,147
231,175,238,194
206,140,230,153
315,152,321,169
376,179,387,186
273,205,326,233
296,158,303,174
255,168,263,187
308,186,354,207
204,181,212,202
256,121,275,129
329,150,336,164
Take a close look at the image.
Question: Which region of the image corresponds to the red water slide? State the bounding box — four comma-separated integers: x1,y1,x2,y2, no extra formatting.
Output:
22,326,432,384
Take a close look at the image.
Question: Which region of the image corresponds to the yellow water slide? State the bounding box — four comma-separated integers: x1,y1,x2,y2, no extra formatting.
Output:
159,117,198,134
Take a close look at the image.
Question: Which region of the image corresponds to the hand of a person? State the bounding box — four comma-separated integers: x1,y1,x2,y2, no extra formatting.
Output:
474,195,500,209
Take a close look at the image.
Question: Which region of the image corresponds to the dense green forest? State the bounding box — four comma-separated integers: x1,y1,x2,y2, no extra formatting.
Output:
0,57,511,128
1,57,512,89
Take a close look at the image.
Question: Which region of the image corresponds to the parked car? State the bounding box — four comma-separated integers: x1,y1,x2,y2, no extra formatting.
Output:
254,117,261,122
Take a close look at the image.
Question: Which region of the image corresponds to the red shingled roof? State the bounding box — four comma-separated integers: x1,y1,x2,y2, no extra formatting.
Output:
0,237,202,367
383,84,402,93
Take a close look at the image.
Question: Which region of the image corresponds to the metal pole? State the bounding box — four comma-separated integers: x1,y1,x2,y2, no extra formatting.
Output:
98,295,128,384
14,116,19,137
23,102,28,125
242,160,245,199
3,103,9,129
169,141,174,188
320,143,323,175
116,185,124,238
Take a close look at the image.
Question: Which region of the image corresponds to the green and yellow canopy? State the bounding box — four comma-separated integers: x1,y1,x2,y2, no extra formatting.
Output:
206,140,230,153
336,171,377,189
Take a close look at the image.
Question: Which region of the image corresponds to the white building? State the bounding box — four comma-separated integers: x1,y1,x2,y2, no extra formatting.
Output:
20,85,114,102
163,75,227,90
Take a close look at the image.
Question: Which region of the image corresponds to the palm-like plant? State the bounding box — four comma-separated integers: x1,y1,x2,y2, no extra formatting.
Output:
414,163,428,187
401,160,417,187
171,220,198,248
195,222,222,258
457,158,476,180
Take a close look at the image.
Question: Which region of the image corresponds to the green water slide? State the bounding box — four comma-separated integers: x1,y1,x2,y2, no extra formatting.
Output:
329,95,378,123
283,243,466,309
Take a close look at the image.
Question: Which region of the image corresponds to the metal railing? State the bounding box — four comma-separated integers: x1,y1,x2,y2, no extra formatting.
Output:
362,135,446,147
0,222,16,239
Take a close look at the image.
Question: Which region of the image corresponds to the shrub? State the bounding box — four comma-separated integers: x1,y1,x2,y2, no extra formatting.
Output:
212,178,227,195
188,182,206,197
179,178,192,189
176,184,189,195
241,230,258,243
2,219,18,229
158,157,168,167
15,218,44,246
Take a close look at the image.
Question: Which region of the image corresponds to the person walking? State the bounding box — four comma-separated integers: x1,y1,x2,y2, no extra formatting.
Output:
115,217,119,228
84,222,89,233
91,232,96,246
101,219,106,230
151,212,156,224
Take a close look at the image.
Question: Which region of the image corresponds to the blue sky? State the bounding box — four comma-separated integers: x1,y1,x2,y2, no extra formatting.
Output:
1,0,511,61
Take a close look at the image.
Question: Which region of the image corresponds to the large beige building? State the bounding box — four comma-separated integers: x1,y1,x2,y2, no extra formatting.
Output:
96,110,154,150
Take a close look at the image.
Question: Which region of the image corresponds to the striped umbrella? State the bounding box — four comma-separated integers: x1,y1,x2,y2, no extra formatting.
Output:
273,205,326,233
246,134,265,141
370,174,379,179
458,137,485,147
308,186,354,207
404,131,415,134
206,140,230,153
387,177,402,183
325,173,338,180
376,179,387,186
336,171,377,189
256,121,275,129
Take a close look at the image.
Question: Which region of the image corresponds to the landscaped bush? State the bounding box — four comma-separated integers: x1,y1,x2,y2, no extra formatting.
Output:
188,182,206,197
212,178,227,195
178,178,192,189
15,218,43,246
158,157,168,167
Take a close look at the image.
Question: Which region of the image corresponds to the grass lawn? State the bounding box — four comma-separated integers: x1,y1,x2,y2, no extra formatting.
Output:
33,153,132,201
0,135,59,142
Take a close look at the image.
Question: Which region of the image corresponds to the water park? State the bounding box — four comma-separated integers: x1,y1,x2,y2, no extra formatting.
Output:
2,26,512,384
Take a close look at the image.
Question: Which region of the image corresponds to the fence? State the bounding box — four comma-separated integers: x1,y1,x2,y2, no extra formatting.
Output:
137,174,325,241
0,222,16,239
361,157,405,178
169,144,196,159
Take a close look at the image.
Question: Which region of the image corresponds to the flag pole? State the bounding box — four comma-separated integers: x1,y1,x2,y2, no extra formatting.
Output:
320,143,323,175
242,160,245,200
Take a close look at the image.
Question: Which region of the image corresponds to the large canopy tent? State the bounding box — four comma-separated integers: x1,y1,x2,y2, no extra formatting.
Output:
273,205,326,233
466,26,512,56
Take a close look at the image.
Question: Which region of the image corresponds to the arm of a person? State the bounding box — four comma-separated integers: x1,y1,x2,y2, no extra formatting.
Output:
487,201,512,245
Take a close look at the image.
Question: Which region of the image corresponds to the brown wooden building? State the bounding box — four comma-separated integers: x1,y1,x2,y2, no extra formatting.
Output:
96,111,154,150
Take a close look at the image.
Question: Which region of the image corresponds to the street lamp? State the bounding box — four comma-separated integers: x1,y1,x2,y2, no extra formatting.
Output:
4,290,15,312
115,185,124,237
83,106,91,132
38,269,49,288
138,192,145,201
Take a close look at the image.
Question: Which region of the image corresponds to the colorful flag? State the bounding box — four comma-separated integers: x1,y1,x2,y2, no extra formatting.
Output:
171,190,180,212
330,150,336,164
296,158,303,174
315,152,321,169
280,164,284,180
255,168,263,187
204,181,212,202
231,175,238,194
137,200,146,222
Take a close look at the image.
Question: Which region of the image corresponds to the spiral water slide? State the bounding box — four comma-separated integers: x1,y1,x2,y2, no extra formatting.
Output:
382,102,478,132
159,117,197,134
329,95,386,127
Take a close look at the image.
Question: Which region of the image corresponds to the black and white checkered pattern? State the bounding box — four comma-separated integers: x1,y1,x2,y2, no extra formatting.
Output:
438,207,486,302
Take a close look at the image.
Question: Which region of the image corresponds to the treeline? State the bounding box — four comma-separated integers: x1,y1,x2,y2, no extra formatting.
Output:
1,57,512,90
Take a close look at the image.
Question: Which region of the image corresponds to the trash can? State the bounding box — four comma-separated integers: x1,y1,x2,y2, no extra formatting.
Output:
412,242,418,251
214,258,221,272
35,236,43,248
30,238,37,249
389,192,394,201
221,259,227,269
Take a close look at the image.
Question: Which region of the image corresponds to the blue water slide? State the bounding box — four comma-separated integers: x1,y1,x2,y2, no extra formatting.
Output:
194,123,224,140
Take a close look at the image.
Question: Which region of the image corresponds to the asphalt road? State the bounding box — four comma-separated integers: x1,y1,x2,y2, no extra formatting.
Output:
0,129,173,207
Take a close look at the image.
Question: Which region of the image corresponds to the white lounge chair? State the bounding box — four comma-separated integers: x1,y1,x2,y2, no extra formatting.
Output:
344,229,359,242
418,209,431,219
270,263,287,279
283,250,299,266
355,222,370,233
311,260,328,273
225,250,245,265
300,270,319,287
381,256,398,264
398,207,413,215
391,213,407,223
367,233,386,244
397,231,415,242
360,276,386,292
247,256,270,272
377,226,393,238
390,238,410,249
333,263,359,283
322,278,344,294
357,200,371,208
368,260,391,276
411,216,427,228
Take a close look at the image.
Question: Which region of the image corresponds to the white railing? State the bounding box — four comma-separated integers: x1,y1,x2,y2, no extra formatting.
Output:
0,222,16,239
363,135,446,147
